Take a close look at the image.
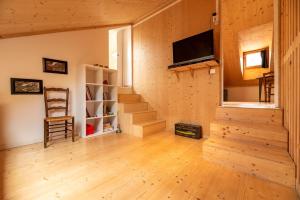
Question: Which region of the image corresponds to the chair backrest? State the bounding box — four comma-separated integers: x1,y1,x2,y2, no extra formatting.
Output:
44,87,69,117
263,71,274,78
263,72,274,84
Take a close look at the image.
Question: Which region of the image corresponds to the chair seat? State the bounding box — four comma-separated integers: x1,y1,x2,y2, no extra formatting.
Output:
45,116,73,122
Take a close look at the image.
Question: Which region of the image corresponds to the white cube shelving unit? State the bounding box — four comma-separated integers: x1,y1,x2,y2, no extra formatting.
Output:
80,64,118,138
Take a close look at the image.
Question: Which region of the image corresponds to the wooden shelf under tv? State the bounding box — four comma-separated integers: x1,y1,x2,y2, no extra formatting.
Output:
169,60,219,72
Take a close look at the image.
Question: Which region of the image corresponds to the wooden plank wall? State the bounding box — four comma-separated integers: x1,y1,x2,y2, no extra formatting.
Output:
280,0,300,192
132,0,220,137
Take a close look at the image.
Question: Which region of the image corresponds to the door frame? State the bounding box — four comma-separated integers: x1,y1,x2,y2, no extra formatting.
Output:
219,0,281,107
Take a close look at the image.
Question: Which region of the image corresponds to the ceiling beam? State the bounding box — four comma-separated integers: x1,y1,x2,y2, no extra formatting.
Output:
133,0,181,27
0,23,132,40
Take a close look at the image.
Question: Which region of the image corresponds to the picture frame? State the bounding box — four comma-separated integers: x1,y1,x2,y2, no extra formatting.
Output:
43,58,68,74
11,78,43,95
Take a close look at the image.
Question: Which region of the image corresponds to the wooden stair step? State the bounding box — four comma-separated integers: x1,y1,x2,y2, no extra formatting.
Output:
204,138,292,164
132,120,166,138
131,111,157,124
203,138,295,187
216,107,283,125
118,94,141,103
119,102,148,113
118,87,133,94
210,120,288,149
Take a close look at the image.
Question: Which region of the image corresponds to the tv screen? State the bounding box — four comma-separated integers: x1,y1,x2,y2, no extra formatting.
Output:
171,29,214,67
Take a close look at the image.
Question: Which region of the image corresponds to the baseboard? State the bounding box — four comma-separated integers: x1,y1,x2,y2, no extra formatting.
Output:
0,138,42,151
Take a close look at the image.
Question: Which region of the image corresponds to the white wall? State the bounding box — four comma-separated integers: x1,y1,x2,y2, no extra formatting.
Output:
109,26,132,87
226,86,261,102
122,27,132,87
0,28,108,149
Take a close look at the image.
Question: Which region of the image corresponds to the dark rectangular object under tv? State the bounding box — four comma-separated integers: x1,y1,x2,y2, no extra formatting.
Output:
169,29,214,68
175,123,202,139
10,78,43,95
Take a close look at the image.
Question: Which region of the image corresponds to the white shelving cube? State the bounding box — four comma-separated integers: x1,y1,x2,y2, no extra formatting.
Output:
80,64,118,138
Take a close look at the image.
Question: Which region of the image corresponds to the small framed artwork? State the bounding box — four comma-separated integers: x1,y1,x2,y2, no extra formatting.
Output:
11,78,43,95
43,58,68,74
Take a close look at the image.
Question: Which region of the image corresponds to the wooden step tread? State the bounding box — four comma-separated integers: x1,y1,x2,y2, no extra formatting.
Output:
133,119,166,127
118,87,133,94
118,94,140,97
218,105,280,110
119,102,147,105
211,119,287,133
215,107,283,125
204,138,294,166
131,110,156,114
119,102,149,114
210,119,288,149
118,94,141,103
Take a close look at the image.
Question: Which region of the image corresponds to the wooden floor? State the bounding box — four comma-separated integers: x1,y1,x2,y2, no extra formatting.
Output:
0,132,298,200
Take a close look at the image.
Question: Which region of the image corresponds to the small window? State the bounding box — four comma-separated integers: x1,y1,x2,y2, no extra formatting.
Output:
243,47,269,69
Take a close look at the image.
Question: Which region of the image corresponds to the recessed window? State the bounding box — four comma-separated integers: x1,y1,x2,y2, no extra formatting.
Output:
243,47,269,69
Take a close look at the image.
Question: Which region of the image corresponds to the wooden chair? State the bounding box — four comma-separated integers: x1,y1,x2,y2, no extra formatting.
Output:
263,72,274,102
43,87,75,148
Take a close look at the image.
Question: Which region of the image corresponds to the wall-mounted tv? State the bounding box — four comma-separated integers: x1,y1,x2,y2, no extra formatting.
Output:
169,29,215,69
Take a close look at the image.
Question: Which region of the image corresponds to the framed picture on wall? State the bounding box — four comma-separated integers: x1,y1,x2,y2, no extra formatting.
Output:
43,58,68,74
11,78,43,95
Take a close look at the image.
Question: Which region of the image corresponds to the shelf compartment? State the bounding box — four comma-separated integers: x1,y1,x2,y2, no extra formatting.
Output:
103,115,116,118
86,101,103,119
86,67,103,84
103,116,117,133
86,85,103,101
103,85,117,101
86,118,103,137
86,116,102,120
103,69,117,86
86,100,102,103
86,83,103,86
103,84,117,87
103,129,117,134
103,101,117,117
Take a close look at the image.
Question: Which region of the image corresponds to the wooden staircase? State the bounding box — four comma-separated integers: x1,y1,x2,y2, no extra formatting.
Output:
118,87,166,137
203,107,295,187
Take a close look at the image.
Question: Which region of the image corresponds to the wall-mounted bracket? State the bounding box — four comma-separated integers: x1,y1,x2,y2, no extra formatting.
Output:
174,71,180,80
189,68,195,78
169,59,219,80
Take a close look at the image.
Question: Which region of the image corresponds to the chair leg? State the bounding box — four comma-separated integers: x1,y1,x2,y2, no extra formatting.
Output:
44,120,48,148
268,84,272,102
65,120,68,139
72,117,75,142
264,80,267,102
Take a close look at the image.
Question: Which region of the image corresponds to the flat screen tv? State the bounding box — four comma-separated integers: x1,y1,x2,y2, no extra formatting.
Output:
169,29,215,69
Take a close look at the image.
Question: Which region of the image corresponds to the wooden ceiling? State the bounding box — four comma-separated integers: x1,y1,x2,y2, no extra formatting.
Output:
0,0,177,38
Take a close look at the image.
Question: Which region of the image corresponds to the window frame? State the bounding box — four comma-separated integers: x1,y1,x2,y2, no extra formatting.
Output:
243,47,270,69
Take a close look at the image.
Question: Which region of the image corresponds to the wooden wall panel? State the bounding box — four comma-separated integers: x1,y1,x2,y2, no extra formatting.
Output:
280,0,300,193
133,0,219,137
